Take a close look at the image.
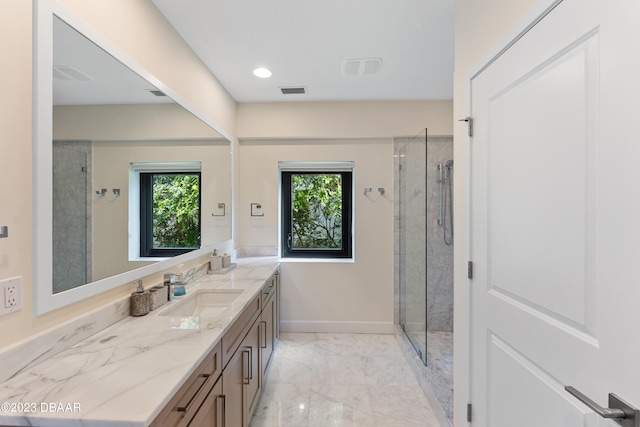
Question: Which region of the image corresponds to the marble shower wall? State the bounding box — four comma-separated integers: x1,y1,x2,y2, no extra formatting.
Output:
52,141,92,293
426,136,453,332
393,134,453,334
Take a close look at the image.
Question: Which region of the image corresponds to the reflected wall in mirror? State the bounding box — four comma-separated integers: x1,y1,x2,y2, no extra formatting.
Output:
40,13,232,302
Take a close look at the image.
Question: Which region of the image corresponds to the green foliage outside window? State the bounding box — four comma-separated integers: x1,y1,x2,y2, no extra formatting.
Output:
291,173,343,249
152,174,200,248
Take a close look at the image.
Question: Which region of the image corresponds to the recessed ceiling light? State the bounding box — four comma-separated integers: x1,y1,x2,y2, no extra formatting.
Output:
253,67,272,78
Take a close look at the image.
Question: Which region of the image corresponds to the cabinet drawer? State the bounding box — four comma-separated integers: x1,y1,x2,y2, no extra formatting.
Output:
151,341,221,427
186,375,223,427
221,294,261,368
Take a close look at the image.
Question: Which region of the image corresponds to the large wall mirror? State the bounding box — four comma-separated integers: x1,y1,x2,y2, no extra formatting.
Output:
34,2,233,315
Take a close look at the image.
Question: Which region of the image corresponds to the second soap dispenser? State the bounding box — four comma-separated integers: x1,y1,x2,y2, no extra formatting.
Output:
130,280,150,316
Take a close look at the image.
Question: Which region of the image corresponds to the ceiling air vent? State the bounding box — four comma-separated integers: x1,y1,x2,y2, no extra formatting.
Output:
148,90,167,97
280,87,307,95
53,65,93,81
342,58,383,76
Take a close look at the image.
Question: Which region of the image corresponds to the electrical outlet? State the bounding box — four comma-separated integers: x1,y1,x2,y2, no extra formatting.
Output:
5,284,16,307
0,277,22,316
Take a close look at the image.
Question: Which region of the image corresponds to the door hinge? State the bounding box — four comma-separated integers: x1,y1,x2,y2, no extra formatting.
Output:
467,403,472,422
467,261,473,279
459,116,473,137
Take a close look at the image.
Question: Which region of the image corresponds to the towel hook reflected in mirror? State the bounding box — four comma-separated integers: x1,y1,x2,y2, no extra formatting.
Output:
251,203,264,217
212,202,226,217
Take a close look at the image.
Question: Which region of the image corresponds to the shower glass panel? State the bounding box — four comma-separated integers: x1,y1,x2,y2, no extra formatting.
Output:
398,130,454,376
399,128,428,364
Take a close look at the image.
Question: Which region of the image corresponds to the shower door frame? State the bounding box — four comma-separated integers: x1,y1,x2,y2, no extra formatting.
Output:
398,128,428,365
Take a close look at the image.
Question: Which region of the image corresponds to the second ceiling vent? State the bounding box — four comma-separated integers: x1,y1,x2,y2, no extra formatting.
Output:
280,87,307,95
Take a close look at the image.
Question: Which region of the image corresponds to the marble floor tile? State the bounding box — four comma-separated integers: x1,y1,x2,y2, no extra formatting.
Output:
425,331,454,387
369,384,439,427
251,383,312,427
362,355,419,386
250,333,442,427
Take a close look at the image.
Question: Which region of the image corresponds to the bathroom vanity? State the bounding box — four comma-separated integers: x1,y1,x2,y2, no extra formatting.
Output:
152,272,279,427
0,257,279,427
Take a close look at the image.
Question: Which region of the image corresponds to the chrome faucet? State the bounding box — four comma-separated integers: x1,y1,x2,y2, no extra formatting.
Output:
163,273,181,301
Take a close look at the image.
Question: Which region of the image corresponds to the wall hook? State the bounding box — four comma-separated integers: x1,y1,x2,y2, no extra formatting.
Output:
96,188,107,196
112,188,120,196
0,226,8,238
378,187,385,195
364,187,372,196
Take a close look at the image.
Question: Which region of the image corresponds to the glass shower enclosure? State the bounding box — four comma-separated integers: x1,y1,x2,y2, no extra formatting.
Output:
399,128,428,363
398,128,454,372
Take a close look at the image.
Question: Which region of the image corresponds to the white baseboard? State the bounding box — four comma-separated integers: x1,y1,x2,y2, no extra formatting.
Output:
280,321,394,334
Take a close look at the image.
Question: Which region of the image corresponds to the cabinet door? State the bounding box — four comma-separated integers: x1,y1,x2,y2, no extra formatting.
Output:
222,346,244,427
187,377,223,427
244,317,261,423
221,295,261,368
260,293,276,383
222,318,261,427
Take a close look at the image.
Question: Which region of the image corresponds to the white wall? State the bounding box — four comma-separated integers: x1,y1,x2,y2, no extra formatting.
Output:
237,99,452,332
0,0,34,348
239,139,395,332
53,104,223,141
238,101,452,139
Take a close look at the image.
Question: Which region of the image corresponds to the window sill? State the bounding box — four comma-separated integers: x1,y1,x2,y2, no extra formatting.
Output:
279,257,355,264
130,256,171,262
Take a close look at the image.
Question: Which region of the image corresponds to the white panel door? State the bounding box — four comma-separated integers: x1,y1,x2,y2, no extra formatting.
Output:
470,0,640,425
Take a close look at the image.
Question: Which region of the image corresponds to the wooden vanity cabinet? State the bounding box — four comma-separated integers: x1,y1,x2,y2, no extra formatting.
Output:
150,341,222,427
260,274,278,382
186,377,223,427
152,273,280,427
222,274,279,427
221,295,261,367
222,316,261,427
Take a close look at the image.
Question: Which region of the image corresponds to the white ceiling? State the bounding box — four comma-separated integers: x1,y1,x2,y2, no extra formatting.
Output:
152,0,454,103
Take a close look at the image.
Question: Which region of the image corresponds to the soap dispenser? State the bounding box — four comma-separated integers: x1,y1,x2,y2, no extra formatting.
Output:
210,249,222,271
130,280,150,316
222,253,231,268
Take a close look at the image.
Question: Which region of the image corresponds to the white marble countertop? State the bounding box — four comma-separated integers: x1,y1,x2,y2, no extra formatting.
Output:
0,257,279,427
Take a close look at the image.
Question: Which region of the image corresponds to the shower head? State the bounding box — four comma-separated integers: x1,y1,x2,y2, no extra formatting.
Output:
445,159,454,169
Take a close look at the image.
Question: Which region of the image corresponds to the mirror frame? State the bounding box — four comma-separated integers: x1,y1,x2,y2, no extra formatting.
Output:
34,0,233,315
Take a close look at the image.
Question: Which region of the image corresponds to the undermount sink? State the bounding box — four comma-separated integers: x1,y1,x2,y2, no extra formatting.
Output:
160,289,244,317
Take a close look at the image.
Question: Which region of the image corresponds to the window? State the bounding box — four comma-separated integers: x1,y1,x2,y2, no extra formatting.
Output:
280,162,353,259
138,167,201,257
